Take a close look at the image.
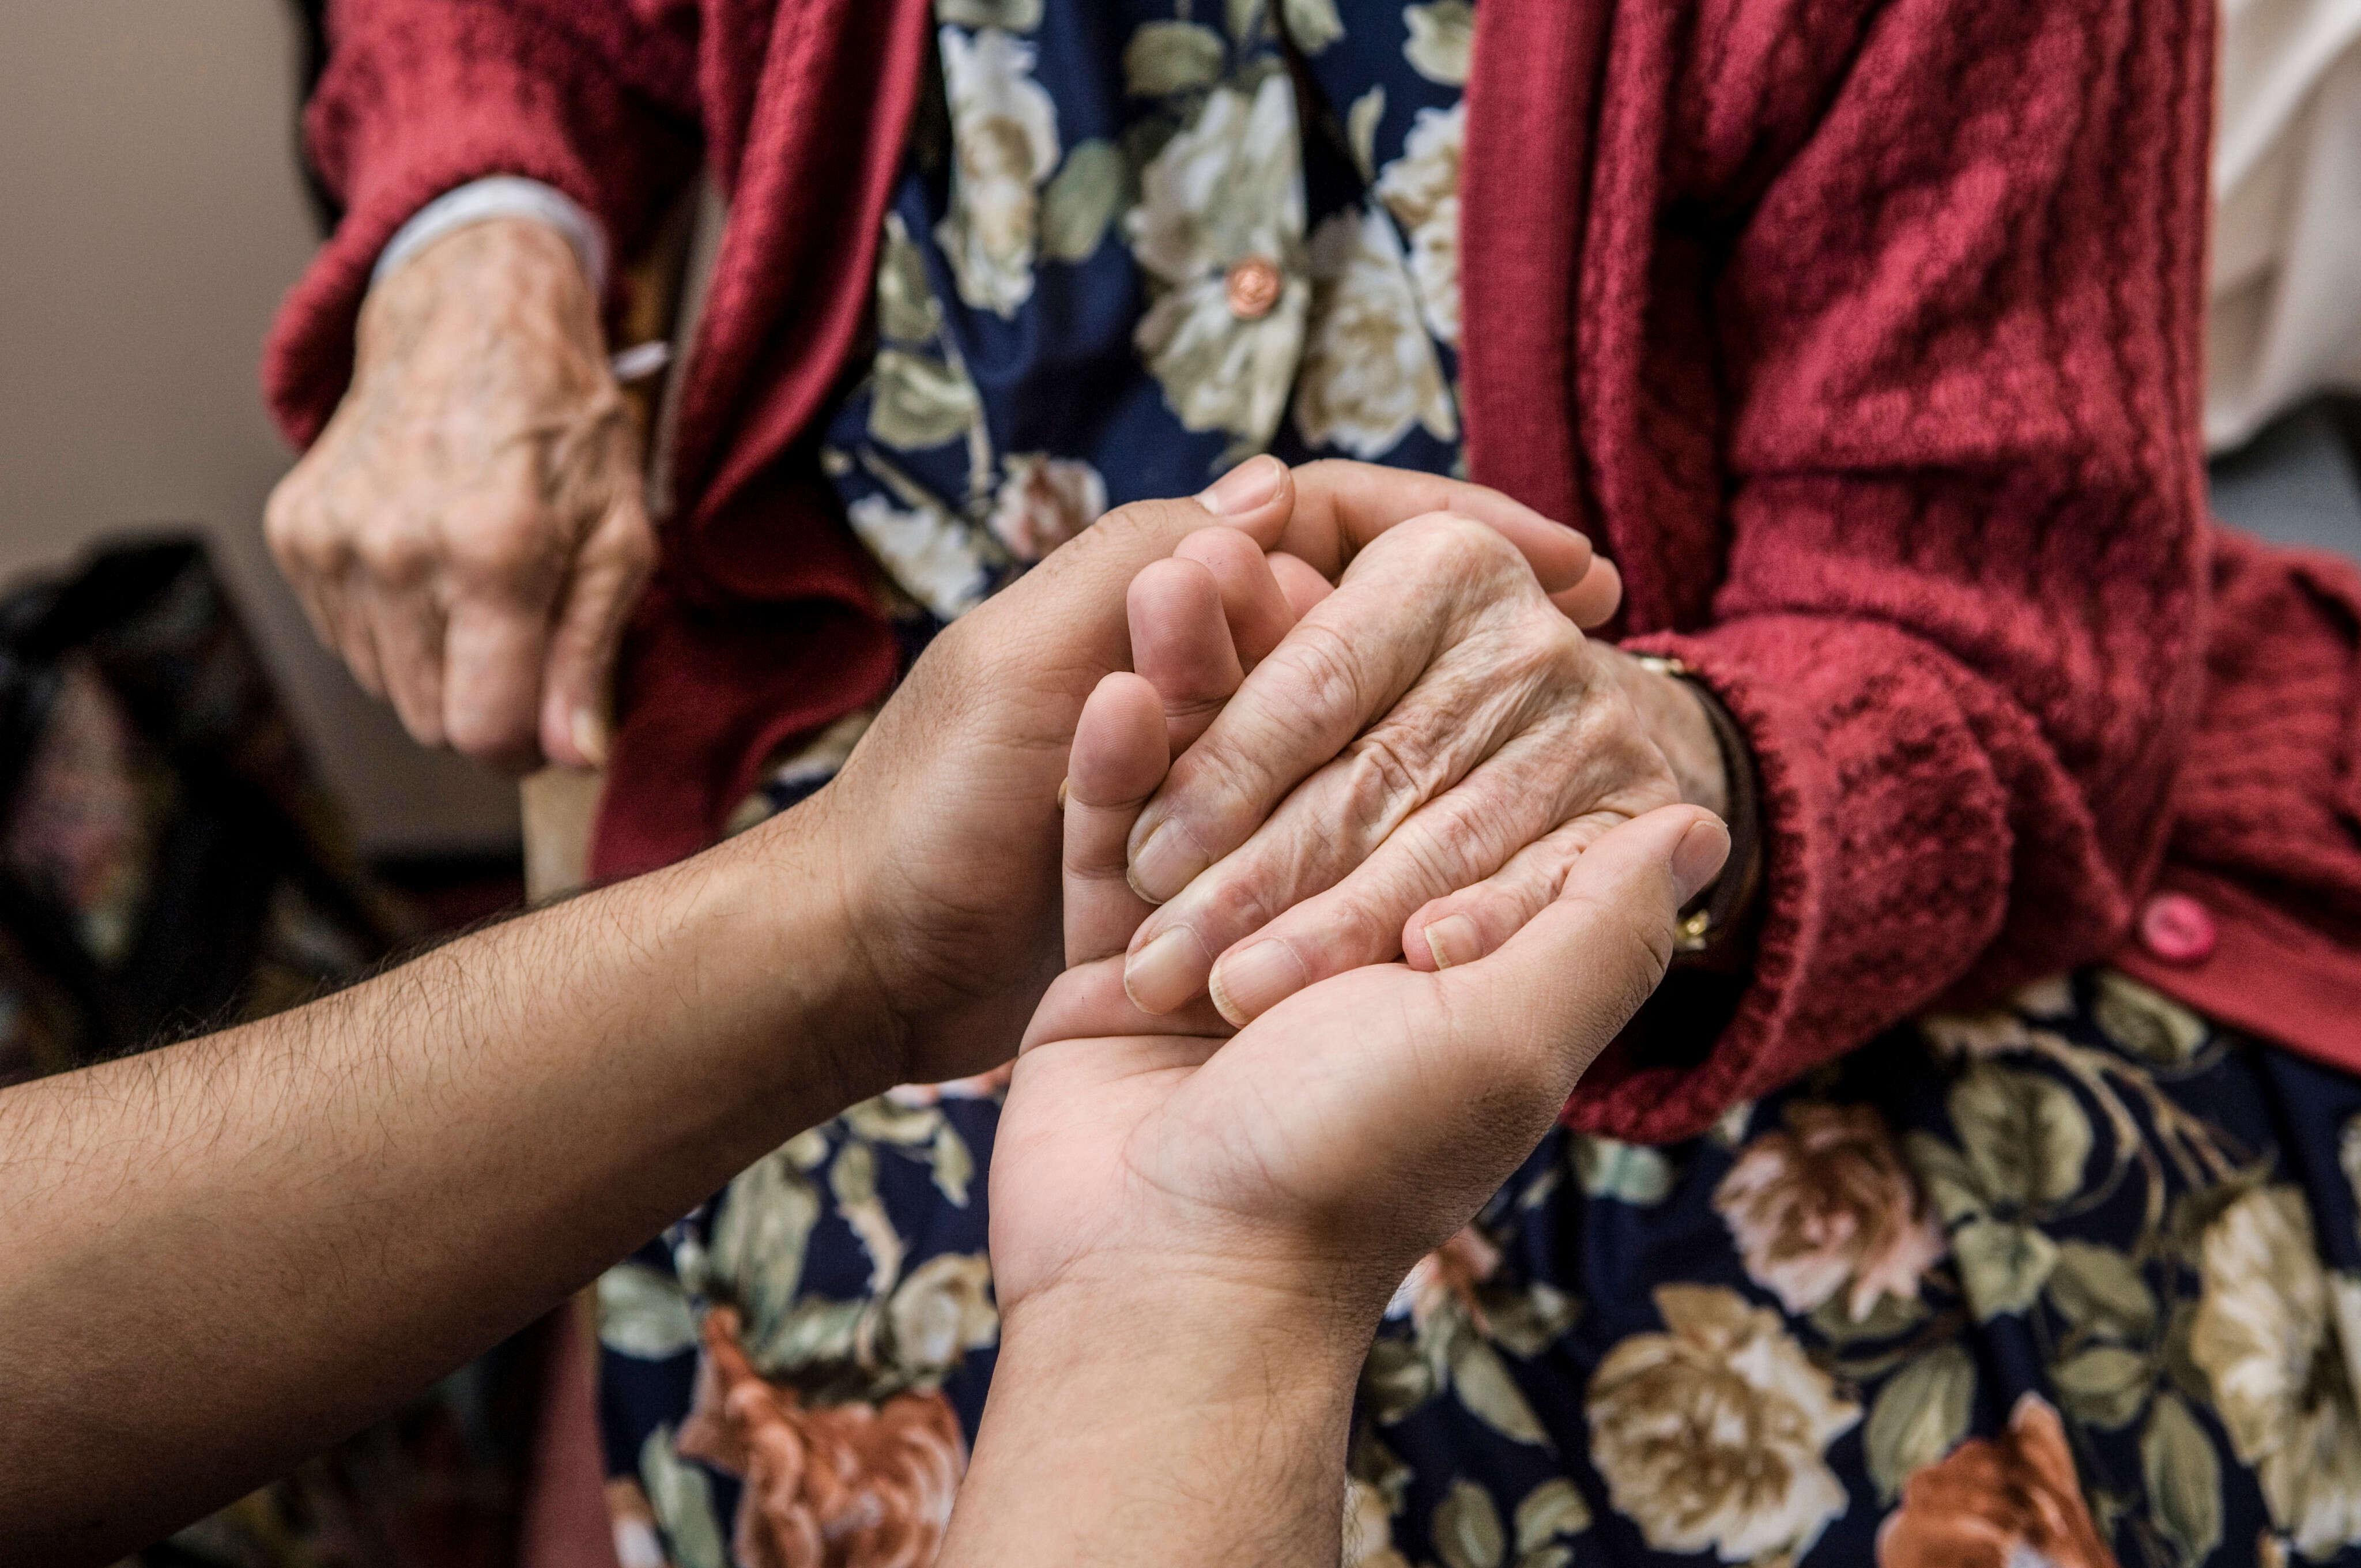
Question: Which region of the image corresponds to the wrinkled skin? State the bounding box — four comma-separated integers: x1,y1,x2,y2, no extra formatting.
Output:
1118,511,1730,1026
265,219,650,772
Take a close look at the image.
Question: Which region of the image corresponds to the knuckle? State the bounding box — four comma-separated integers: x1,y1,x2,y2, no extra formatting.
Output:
449,517,560,594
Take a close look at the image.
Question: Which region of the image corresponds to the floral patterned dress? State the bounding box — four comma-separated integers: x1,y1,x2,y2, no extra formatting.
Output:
597,5,2361,1567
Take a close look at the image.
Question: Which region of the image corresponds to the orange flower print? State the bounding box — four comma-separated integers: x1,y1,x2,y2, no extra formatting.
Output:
1713,1102,1946,1323
677,1307,967,1568
1876,1393,2117,1568
1389,1224,1503,1331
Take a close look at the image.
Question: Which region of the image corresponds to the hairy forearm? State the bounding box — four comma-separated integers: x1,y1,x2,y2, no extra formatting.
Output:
0,805,887,1562
942,1265,1376,1567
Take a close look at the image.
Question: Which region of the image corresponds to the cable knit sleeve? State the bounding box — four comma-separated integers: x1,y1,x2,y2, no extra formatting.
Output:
262,0,703,447
1555,0,2216,1139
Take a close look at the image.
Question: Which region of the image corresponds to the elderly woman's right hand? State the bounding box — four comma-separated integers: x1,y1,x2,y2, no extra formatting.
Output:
264,218,653,772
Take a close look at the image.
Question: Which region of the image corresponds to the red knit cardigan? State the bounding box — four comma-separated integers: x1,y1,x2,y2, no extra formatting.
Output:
267,0,2361,1140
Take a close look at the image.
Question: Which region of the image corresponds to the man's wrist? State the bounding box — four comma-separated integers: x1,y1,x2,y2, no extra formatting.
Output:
946,1264,1376,1565
672,802,906,1135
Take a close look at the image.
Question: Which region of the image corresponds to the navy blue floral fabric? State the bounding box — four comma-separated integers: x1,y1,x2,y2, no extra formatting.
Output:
595,3,2361,1566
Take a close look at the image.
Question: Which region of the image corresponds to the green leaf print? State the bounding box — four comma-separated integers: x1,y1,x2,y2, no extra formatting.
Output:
1950,1064,2094,1208
936,0,1043,31
876,213,942,345
1447,1335,1548,1446
929,1121,975,1205
1511,1477,1591,1553
1226,0,1268,44
1865,1344,1976,1501
1483,1280,1581,1359
597,1262,701,1361
1279,0,1346,52
1903,1129,1990,1224
1953,1217,2060,1318
2092,971,2210,1065
1123,21,1226,97
707,1143,823,1339
1041,139,1127,262
2053,1344,2153,1431
869,347,984,451
1361,1335,1438,1424
2046,1240,2158,1341
2141,1391,2224,1565
640,1426,727,1568
1433,1477,1507,1568
1571,1134,1675,1206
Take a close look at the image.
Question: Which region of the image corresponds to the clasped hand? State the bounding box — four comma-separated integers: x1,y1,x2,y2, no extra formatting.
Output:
987,536,1728,1332
989,462,1732,1329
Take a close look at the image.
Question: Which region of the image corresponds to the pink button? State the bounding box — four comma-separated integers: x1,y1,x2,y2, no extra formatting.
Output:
2139,893,2216,965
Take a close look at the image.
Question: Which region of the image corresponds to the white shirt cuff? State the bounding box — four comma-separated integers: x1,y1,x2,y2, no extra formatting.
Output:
370,176,609,295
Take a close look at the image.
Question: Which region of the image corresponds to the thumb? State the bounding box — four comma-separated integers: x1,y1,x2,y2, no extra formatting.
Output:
538,494,655,769
1435,805,1729,1087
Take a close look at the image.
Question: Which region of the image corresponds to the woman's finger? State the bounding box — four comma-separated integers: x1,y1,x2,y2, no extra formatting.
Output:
1425,806,1728,1088
1125,515,1542,910
538,493,655,768
1063,673,1171,967
361,578,448,749
1402,820,1596,971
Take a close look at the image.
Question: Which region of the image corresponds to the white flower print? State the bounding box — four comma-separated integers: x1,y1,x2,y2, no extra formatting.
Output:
1402,1,1474,85
934,26,1061,318
846,491,994,620
1292,204,1457,459
987,453,1107,560
1587,1284,1860,1563
2189,1187,2361,1558
1373,100,1464,346
1127,72,1310,454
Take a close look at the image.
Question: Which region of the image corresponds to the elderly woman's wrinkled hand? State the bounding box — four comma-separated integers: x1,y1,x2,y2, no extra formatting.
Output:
265,218,651,772
1118,497,1733,1024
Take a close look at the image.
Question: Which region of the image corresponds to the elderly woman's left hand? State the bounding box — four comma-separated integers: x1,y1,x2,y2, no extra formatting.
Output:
1119,503,1734,1023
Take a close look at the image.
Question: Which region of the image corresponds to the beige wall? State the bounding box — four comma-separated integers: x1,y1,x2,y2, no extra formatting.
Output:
0,1,519,853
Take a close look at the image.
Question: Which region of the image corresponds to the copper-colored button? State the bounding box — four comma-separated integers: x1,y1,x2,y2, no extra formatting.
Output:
1225,256,1282,319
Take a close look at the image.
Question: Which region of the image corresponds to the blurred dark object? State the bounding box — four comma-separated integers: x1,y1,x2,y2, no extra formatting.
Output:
0,536,534,1567
372,849,527,933
0,536,412,1080
2208,394,2361,563
289,0,341,232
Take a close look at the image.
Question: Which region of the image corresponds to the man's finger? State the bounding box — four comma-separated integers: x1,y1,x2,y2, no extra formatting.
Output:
1127,560,1243,754
1277,459,1593,592
538,496,655,769
1174,528,1300,668
1552,555,1623,631
1063,673,1170,967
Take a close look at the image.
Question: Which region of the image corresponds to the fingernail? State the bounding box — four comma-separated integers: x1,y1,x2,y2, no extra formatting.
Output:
1057,776,1070,810
1423,914,1480,970
1197,454,1284,517
571,707,609,768
1125,926,1212,1015
1672,818,1731,904
1208,940,1307,1026
1127,817,1210,904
